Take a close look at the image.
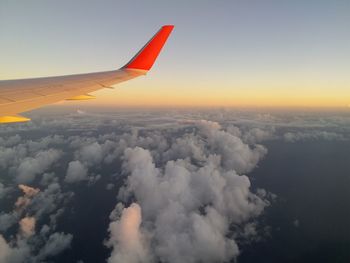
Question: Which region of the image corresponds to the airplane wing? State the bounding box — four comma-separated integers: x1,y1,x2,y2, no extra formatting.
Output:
0,25,174,123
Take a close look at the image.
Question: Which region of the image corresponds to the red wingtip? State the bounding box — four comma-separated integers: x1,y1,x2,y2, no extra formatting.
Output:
124,25,174,71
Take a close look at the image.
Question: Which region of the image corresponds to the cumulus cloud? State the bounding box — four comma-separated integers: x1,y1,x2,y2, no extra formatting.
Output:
106,119,270,263
40,172,58,186
0,231,73,263
64,160,88,183
0,183,11,199
0,213,18,232
0,235,11,263
242,127,276,144
0,134,21,147
30,182,73,220
0,147,17,170
19,217,36,237
0,182,73,263
18,184,40,197
15,184,40,212
77,142,103,165
106,203,152,263
5,109,329,262
37,232,73,260
196,120,267,173
16,149,61,183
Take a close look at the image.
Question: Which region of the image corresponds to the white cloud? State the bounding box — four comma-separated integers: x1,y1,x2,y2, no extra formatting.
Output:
30,183,73,220
0,147,17,169
112,120,270,263
0,111,287,262
0,182,73,262
111,137,268,263
77,142,103,165
40,172,58,186
197,120,267,174
242,127,276,144
16,149,61,183
37,232,73,260
0,183,11,199
64,160,88,183
283,130,344,142
6,240,31,263
0,213,18,232
0,235,11,263
106,203,152,263
0,135,21,147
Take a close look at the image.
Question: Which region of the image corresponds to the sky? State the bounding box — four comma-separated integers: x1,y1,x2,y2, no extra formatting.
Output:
0,0,350,108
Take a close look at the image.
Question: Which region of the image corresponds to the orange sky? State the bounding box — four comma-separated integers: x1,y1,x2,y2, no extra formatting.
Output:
61,73,350,109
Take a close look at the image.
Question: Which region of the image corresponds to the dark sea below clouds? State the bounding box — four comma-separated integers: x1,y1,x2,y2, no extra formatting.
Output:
239,140,350,263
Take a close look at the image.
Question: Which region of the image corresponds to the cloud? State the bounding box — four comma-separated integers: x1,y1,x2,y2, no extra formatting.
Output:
106,203,152,263
242,127,276,144
0,182,73,262
196,120,267,173
0,110,293,262
19,217,36,237
0,183,11,199
30,182,73,220
283,130,345,142
64,160,88,183
40,172,58,186
37,232,73,260
77,142,103,165
18,184,40,197
0,235,11,263
0,135,64,175
16,149,61,183
0,135,21,147
108,119,270,263
0,213,18,232
0,231,73,263
15,184,40,211
106,183,115,190
0,147,17,169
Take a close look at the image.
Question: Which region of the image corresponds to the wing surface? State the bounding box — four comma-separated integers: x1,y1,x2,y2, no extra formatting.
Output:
0,25,174,123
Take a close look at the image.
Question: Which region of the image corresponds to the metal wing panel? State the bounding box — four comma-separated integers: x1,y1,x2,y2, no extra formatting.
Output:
0,69,145,116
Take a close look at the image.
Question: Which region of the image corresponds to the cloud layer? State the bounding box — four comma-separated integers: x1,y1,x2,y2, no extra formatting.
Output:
1,108,348,262
107,120,270,263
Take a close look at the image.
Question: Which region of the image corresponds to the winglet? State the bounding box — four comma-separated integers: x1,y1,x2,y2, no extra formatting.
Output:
123,25,174,71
